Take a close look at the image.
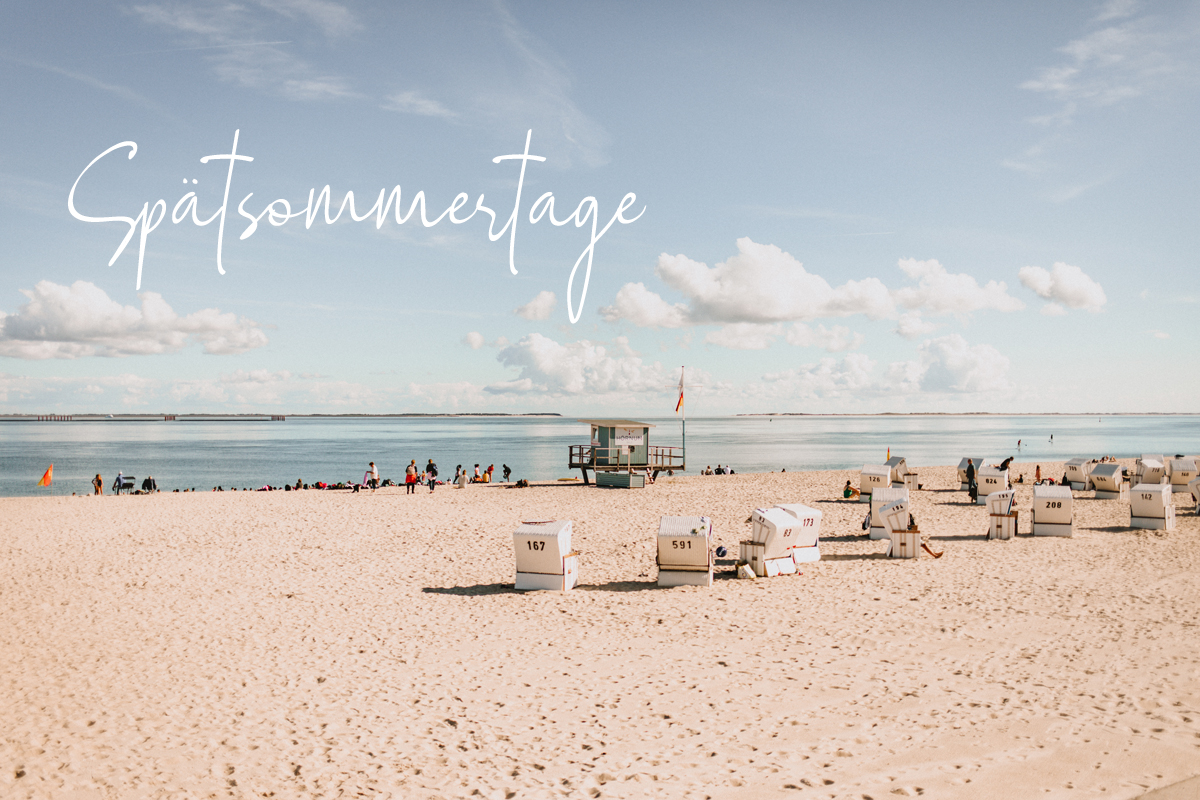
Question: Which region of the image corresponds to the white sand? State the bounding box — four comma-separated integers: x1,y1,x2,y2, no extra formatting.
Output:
2,460,1198,799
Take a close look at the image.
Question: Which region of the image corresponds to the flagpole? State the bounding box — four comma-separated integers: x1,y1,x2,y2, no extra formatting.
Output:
681,366,686,472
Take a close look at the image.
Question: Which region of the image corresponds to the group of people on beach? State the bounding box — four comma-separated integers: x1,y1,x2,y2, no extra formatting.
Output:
701,465,735,475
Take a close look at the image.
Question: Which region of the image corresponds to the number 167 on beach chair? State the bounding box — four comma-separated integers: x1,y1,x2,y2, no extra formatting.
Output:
513,520,579,592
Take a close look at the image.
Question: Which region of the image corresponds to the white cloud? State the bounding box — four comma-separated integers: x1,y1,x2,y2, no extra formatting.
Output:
0,281,267,359
884,334,1012,394
383,90,456,119
490,333,669,395
515,290,557,321
464,331,486,350
1018,262,1107,312
1150,329,1170,339
653,238,894,324
599,283,689,328
602,242,1023,350
894,312,940,340
893,258,1024,318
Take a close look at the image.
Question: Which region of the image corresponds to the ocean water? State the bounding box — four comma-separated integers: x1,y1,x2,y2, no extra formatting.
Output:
3,414,1200,497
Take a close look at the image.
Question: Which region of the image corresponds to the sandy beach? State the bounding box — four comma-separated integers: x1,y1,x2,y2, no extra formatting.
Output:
2,460,1198,800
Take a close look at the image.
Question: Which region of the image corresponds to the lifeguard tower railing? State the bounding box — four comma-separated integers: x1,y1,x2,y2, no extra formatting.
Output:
568,444,685,480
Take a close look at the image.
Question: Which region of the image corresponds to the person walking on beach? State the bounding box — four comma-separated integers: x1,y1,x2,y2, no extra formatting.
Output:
426,460,438,492
405,460,418,494
92,473,103,496
364,461,379,492
966,459,978,502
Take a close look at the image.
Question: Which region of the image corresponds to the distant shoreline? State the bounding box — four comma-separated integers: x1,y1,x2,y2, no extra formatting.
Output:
1,411,1196,422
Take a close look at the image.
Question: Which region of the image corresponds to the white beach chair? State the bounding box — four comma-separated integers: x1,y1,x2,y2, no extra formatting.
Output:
1136,457,1167,486
958,457,986,491
1167,459,1197,495
1130,483,1175,531
885,456,908,487
1064,458,1096,491
742,507,804,577
903,470,919,492
773,503,823,563
975,466,1010,505
1090,463,1128,501
881,499,919,558
513,520,579,591
986,490,1017,540
657,516,713,587
1032,485,1073,537
859,464,890,503
869,487,909,539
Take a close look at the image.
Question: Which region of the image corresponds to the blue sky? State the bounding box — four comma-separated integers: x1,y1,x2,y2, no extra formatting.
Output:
1,0,1197,415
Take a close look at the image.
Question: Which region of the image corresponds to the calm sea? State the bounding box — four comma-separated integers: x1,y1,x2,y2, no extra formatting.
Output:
3,415,1200,497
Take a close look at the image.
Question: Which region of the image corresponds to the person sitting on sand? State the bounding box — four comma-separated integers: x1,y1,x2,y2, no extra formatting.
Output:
843,480,860,500
473,464,482,482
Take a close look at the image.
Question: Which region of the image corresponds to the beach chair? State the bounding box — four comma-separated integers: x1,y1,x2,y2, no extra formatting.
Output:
513,520,579,591
986,490,1017,540
885,456,908,487
1130,483,1175,531
859,464,890,504
1090,463,1128,501
1189,476,1200,510
881,499,919,558
1064,458,1095,491
773,503,822,563
957,458,986,491
1167,458,1197,495
742,507,804,577
1135,456,1166,486
1032,485,1073,537
902,470,920,492
869,487,909,539
975,466,1009,505
657,516,713,587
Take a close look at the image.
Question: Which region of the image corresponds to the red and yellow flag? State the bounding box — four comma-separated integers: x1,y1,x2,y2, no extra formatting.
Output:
674,369,685,413
37,464,53,487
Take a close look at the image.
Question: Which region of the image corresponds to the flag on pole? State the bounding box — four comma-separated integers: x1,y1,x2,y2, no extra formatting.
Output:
37,464,53,487
675,368,685,414
886,447,890,461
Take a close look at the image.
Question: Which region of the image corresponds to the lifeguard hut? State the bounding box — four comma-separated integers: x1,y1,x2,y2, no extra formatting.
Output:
569,419,684,488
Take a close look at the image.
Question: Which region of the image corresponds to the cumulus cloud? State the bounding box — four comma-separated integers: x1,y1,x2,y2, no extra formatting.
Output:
0,280,267,359
894,312,940,340
1018,262,1107,312
490,333,670,395
884,334,1011,394
602,242,1025,351
464,331,486,350
599,283,689,328
893,258,1024,318
653,238,894,324
515,290,557,321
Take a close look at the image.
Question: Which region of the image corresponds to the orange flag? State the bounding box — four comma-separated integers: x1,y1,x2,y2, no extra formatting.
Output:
37,464,53,487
